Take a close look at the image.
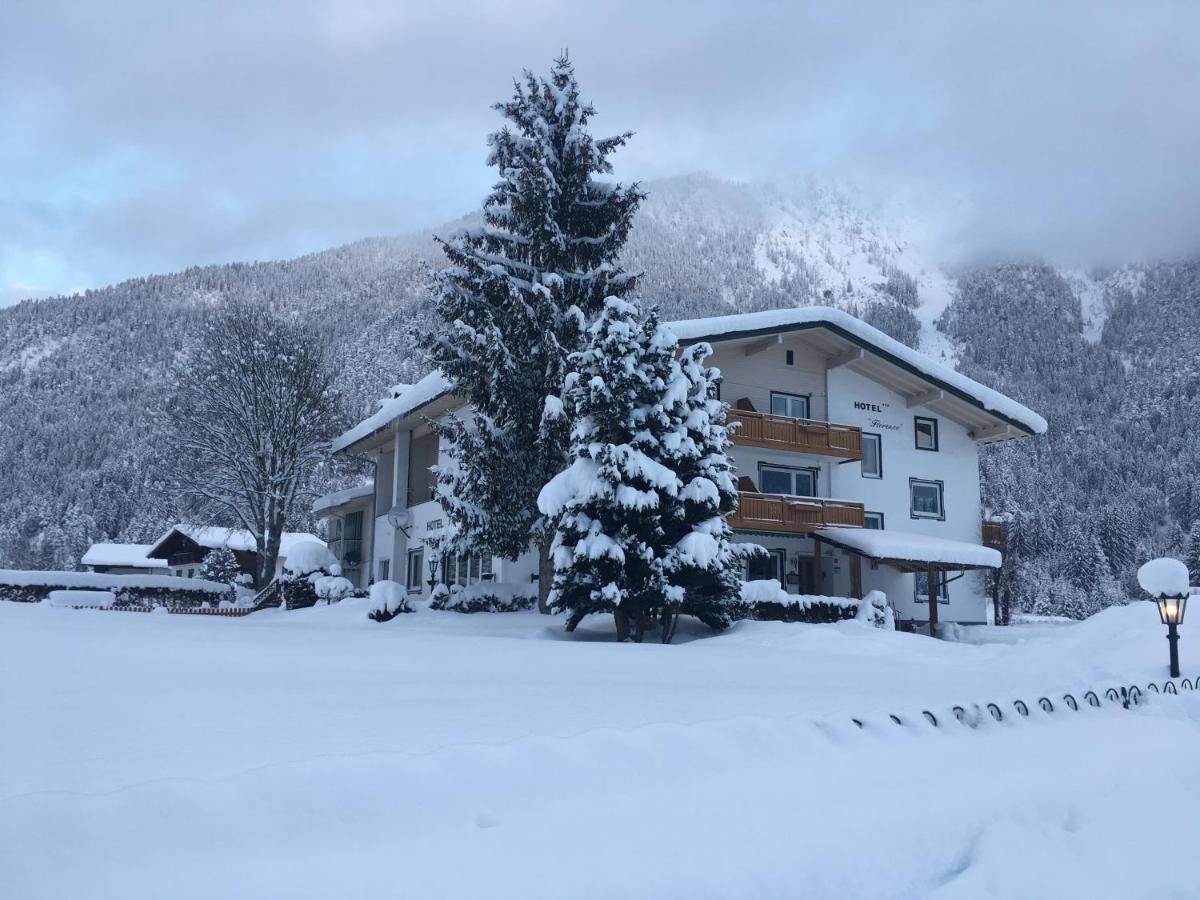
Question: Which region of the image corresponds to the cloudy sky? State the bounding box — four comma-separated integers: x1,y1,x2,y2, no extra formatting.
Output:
3,0,1200,305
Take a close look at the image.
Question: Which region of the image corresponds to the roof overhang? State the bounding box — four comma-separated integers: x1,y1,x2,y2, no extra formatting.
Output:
673,313,1043,444
812,526,1001,572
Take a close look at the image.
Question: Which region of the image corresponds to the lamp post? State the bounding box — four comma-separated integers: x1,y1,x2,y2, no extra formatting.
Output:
426,556,440,592
1137,558,1190,679
1155,592,1187,679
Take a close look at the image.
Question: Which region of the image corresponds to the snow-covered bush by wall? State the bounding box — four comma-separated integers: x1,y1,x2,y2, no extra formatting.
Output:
284,541,338,577
729,580,863,624
854,590,894,629
429,583,536,614
278,542,348,610
367,580,413,622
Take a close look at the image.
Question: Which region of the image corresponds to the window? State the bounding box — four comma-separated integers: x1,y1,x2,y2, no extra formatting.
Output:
441,551,494,586
914,571,950,603
910,479,945,520
861,432,882,479
406,549,424,592
759,464,818,497
785,350,794,366
187,568,194,578
769,391,809,420
408,431,440,505
914,416,939,451
863,511,885,530
747,548,785,582
379,559,390,582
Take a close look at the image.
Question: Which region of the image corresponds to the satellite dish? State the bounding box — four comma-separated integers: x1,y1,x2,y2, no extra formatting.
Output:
386,506,410,529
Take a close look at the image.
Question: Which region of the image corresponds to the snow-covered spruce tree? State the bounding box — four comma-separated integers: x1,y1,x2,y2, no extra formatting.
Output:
197,546,240,587
537,298,739,640
165,301,343,585
420,54,644,612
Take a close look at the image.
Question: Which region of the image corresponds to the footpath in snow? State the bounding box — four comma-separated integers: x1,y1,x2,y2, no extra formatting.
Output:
2,600,1197,899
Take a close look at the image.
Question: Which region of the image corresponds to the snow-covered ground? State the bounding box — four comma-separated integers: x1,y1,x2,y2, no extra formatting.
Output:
3,600,1199,899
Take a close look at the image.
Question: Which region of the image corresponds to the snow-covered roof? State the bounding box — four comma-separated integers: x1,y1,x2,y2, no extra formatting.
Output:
332,370,452,454
147,526,323,559
333,304,1046,454
80,542,167,570
667,306,1047,437
813,526,1002,569
312,483,375,515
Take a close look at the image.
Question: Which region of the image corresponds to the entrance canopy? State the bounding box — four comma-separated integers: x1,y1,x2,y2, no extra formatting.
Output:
812,527,1001,572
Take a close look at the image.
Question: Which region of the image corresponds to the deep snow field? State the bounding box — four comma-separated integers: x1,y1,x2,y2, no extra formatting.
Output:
3,598,1199,899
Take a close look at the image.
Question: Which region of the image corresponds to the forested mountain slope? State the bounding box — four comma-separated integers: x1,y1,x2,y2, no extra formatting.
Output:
1,174,1194,617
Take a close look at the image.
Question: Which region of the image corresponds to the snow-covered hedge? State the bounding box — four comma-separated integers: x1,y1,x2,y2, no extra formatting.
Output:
0,569,231,607
728,580,862,624
367,580,413,622
47,589,116,609
429,583,536,614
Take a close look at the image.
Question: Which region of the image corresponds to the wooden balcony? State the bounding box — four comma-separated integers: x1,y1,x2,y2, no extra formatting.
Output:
982,520,1007,552
726,409,863,460
728,492,865,534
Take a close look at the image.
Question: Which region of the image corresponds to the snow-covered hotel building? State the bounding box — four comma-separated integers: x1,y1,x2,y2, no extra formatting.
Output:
318,307,1046,625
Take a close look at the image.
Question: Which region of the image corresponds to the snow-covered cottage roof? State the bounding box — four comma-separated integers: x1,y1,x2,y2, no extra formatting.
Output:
333,304,1046,454
311,482,374,515
668,306,1047,439
332,371,452,454
80,542,167,570
147,526,322,559
813,526,1002,570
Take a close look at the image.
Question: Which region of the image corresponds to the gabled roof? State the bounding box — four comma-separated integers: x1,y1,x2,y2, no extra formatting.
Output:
80,542,167,569
333,304,1047,454
668,306,1047,438
332,370,452,454
146,526,323,560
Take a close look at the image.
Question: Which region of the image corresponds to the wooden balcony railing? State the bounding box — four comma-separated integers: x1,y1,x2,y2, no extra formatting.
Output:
726,409,863,460
981,520,1007,552
728,492,865,534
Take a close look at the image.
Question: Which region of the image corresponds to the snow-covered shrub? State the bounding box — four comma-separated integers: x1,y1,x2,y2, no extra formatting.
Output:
728,580,860,624
429,583,536,614
854,590,894,629
284,541,337,577
313,575,355,603
367,580,413,622
197,546,241,588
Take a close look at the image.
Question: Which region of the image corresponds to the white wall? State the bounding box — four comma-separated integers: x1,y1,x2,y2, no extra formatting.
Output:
827,366,988,623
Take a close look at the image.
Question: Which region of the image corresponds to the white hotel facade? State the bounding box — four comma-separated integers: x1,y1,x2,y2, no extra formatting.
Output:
315,306,1046,625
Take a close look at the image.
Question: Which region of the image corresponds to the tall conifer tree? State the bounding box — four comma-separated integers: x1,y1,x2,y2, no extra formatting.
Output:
422,54,643,610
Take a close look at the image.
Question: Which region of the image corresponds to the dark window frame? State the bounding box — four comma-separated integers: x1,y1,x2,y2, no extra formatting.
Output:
406,548,424,592
914,416,940,452
758,462,819,497
863,511,885,530
785,349,795,366
747,548,786,582
914,570,950,603
909,478,945,521
769,390,811,421
861,432,883,479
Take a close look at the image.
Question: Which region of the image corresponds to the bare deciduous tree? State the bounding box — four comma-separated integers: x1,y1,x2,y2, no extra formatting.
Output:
166,302,342,585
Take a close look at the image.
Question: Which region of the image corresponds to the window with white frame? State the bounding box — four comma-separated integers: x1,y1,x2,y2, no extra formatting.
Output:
861,432,882,479
759,464,818,497
909,479,945,520
379,559,390,582
769,391,810,420
863,511,885,530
